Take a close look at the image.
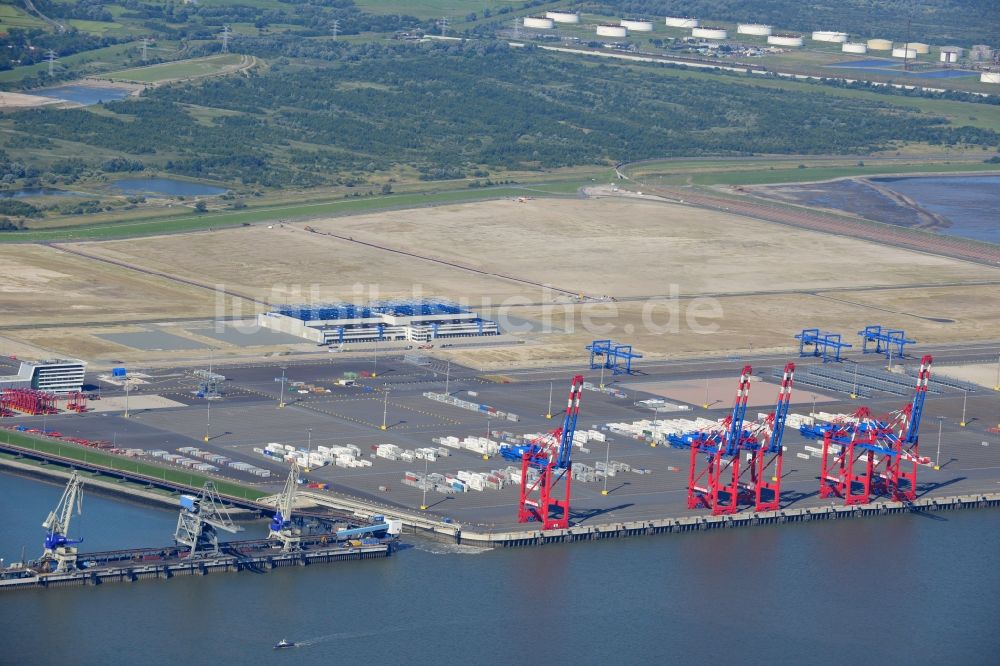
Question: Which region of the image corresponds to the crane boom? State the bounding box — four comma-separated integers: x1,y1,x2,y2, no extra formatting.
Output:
768,362,795,453
724,365,753,456
903,354,933,446
555,375,584,468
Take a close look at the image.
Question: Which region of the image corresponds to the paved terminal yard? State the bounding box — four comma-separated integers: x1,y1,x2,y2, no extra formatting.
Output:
6,347,1000,531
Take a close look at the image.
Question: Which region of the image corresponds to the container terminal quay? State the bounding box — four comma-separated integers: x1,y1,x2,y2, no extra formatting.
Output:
3,331,1000,559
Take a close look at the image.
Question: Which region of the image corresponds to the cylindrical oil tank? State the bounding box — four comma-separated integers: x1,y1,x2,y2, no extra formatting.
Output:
665,17,699,28
842,42,868,54
621,19,654,32
523,16,554,29
768,34,803,47
812,31,849,43
981,72,1000,84
905,42,930,54
939,46,963,62
867,38,893,51
737,24,772,36
692,26,727,40
892,47,917,59
596,24,628,38
545,11,579,24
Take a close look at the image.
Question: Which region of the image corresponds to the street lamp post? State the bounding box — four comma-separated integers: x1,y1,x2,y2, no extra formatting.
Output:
278,367,287,408
124,377,131,419
851,362,859,400
380,385,389,431
601,438,610,496
483,416,491,460
445,360,450,396
420,457,429,510
935,417,944,470
960,389,968,427
702,378,709,409
651,405,660,448
373,334,379,378
546,381,553,419
812,394,817,415
203,398,211,442
599,363,605,389
994,353,1000,391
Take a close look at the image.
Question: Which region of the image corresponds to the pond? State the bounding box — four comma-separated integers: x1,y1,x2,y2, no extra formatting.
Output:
32,84,131,106
110,177,228,196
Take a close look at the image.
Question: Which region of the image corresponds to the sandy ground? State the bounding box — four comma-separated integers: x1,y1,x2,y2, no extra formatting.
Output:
79,224,539,304
6,197,1000,366
0,245,229,326
0,91,67,109
314,198,995,298
935,364,1000,390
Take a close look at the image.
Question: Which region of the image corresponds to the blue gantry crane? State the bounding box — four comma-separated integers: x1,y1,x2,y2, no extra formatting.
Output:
795,328,852,362
858,325,915,360
586,339,642,375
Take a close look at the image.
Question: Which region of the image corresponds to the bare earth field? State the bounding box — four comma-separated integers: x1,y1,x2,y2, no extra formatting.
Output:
0,245,222,325
3,197,999,367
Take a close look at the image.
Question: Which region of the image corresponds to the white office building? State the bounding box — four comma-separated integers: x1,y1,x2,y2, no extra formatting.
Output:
0,359,87,394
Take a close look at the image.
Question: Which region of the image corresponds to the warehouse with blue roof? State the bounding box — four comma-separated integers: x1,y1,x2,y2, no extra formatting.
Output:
257,299,500,344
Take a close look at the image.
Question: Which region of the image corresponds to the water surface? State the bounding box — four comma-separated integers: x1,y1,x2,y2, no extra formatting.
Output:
1,471,997,665
33,84,131,106
110,177,228,196
873,174,1000,243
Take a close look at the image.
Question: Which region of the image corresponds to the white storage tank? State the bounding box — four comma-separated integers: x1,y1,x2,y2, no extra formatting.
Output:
621,19,654,32
812,31,849,43
905,42,930,54
867,38,893,51
737,24,772,36
892,47,917,59
665,17,698,28
982,72,1000,84
692,26,727,40
596,24,628,38
842,42,867,54
523,16,554,29
768,34,804,47
939,46,963,62
545,11,579,24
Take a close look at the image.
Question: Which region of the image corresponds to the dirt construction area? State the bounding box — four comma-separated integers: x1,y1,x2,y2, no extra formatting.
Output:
2,196,999,367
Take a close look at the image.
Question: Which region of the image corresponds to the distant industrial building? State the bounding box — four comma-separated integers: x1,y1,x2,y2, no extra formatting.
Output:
0,359,87,393
258,300,500,345
970,45,995,62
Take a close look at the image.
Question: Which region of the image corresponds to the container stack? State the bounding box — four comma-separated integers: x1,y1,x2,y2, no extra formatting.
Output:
434,435,501,457
424,391,519,422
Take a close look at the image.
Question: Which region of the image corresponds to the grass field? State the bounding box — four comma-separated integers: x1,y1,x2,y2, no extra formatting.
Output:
594,55,1000,130
0,185,579,243
355,0,524,20
0,4,47,30
1,430,269,501
104,54,248,83
628,161,1000,187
